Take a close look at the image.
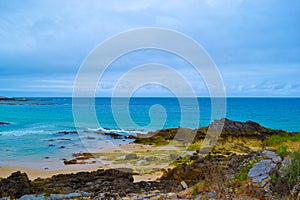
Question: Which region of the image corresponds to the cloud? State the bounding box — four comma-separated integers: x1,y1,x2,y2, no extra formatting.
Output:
0,0,299,96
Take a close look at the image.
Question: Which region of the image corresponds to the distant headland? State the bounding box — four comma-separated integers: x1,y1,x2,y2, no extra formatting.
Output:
0,96,27,101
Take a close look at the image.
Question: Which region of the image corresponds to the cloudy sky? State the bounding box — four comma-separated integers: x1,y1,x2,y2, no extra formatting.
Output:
0,0,299,97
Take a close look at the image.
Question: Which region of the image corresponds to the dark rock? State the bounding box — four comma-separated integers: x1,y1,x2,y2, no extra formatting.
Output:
161,153,258,187
64,159,77,165
48,138,71,142
0,171,31,198
72,152,94,160
133,118,288,145
125,154,138,160
96,132,124,139
31,168,135,194
126,135,137,139
0,169,181,199
57,131,78,135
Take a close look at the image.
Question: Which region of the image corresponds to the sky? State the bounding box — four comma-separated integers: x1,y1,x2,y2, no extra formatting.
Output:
0,0,299,97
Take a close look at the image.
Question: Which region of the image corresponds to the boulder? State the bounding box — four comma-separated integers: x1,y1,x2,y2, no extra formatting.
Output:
248,160,275,178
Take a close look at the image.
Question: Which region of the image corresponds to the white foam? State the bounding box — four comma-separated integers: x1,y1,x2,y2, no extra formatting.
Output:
88,127,146,134
0,130,48,136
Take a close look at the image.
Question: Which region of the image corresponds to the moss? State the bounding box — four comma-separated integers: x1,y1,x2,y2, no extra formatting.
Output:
187,142,202,151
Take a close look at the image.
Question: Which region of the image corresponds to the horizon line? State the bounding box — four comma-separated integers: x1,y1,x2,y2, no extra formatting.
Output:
3,96,300,98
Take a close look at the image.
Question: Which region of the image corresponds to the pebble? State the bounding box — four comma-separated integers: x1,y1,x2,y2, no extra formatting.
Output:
180,181,188,189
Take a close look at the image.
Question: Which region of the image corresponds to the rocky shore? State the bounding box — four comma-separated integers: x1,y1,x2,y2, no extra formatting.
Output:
0,119,299,199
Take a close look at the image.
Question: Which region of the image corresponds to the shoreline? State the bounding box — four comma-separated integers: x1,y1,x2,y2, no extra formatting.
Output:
0,143,174,182
0,118,299,199
0,165,164,183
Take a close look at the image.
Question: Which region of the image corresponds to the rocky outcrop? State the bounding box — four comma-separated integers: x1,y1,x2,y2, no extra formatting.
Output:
133,118,288,145
246,148,298,198
161,153,259,187
0,169,181,199
31,168,134,194
96,131,125,139
0,171,31,198
63,152,96,165
248,159,276,179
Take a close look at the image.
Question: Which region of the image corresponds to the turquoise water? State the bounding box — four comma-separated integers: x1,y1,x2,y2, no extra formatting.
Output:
0,97,299,168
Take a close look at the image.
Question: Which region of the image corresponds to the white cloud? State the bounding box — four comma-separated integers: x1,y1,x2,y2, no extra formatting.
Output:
0,0,299,96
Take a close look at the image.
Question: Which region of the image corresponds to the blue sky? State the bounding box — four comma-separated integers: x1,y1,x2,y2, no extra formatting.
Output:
0,0,299,97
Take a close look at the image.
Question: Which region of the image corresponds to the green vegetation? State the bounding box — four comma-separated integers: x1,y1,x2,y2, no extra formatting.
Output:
270,174,279,182
263,133,300,146
171,155,194,166
276,145,289,157
187,142,201,151
192,185,199,196
283,151,300,188
233,158,258,185
135,167,153,174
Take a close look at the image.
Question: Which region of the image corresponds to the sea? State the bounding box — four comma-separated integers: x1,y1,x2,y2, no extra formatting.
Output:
0,97,299,169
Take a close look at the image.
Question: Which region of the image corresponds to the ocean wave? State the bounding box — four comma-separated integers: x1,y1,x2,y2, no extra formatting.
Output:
87,127,146,135
0,130,49,136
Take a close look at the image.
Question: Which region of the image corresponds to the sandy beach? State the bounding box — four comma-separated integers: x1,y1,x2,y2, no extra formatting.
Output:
0,143,175,182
